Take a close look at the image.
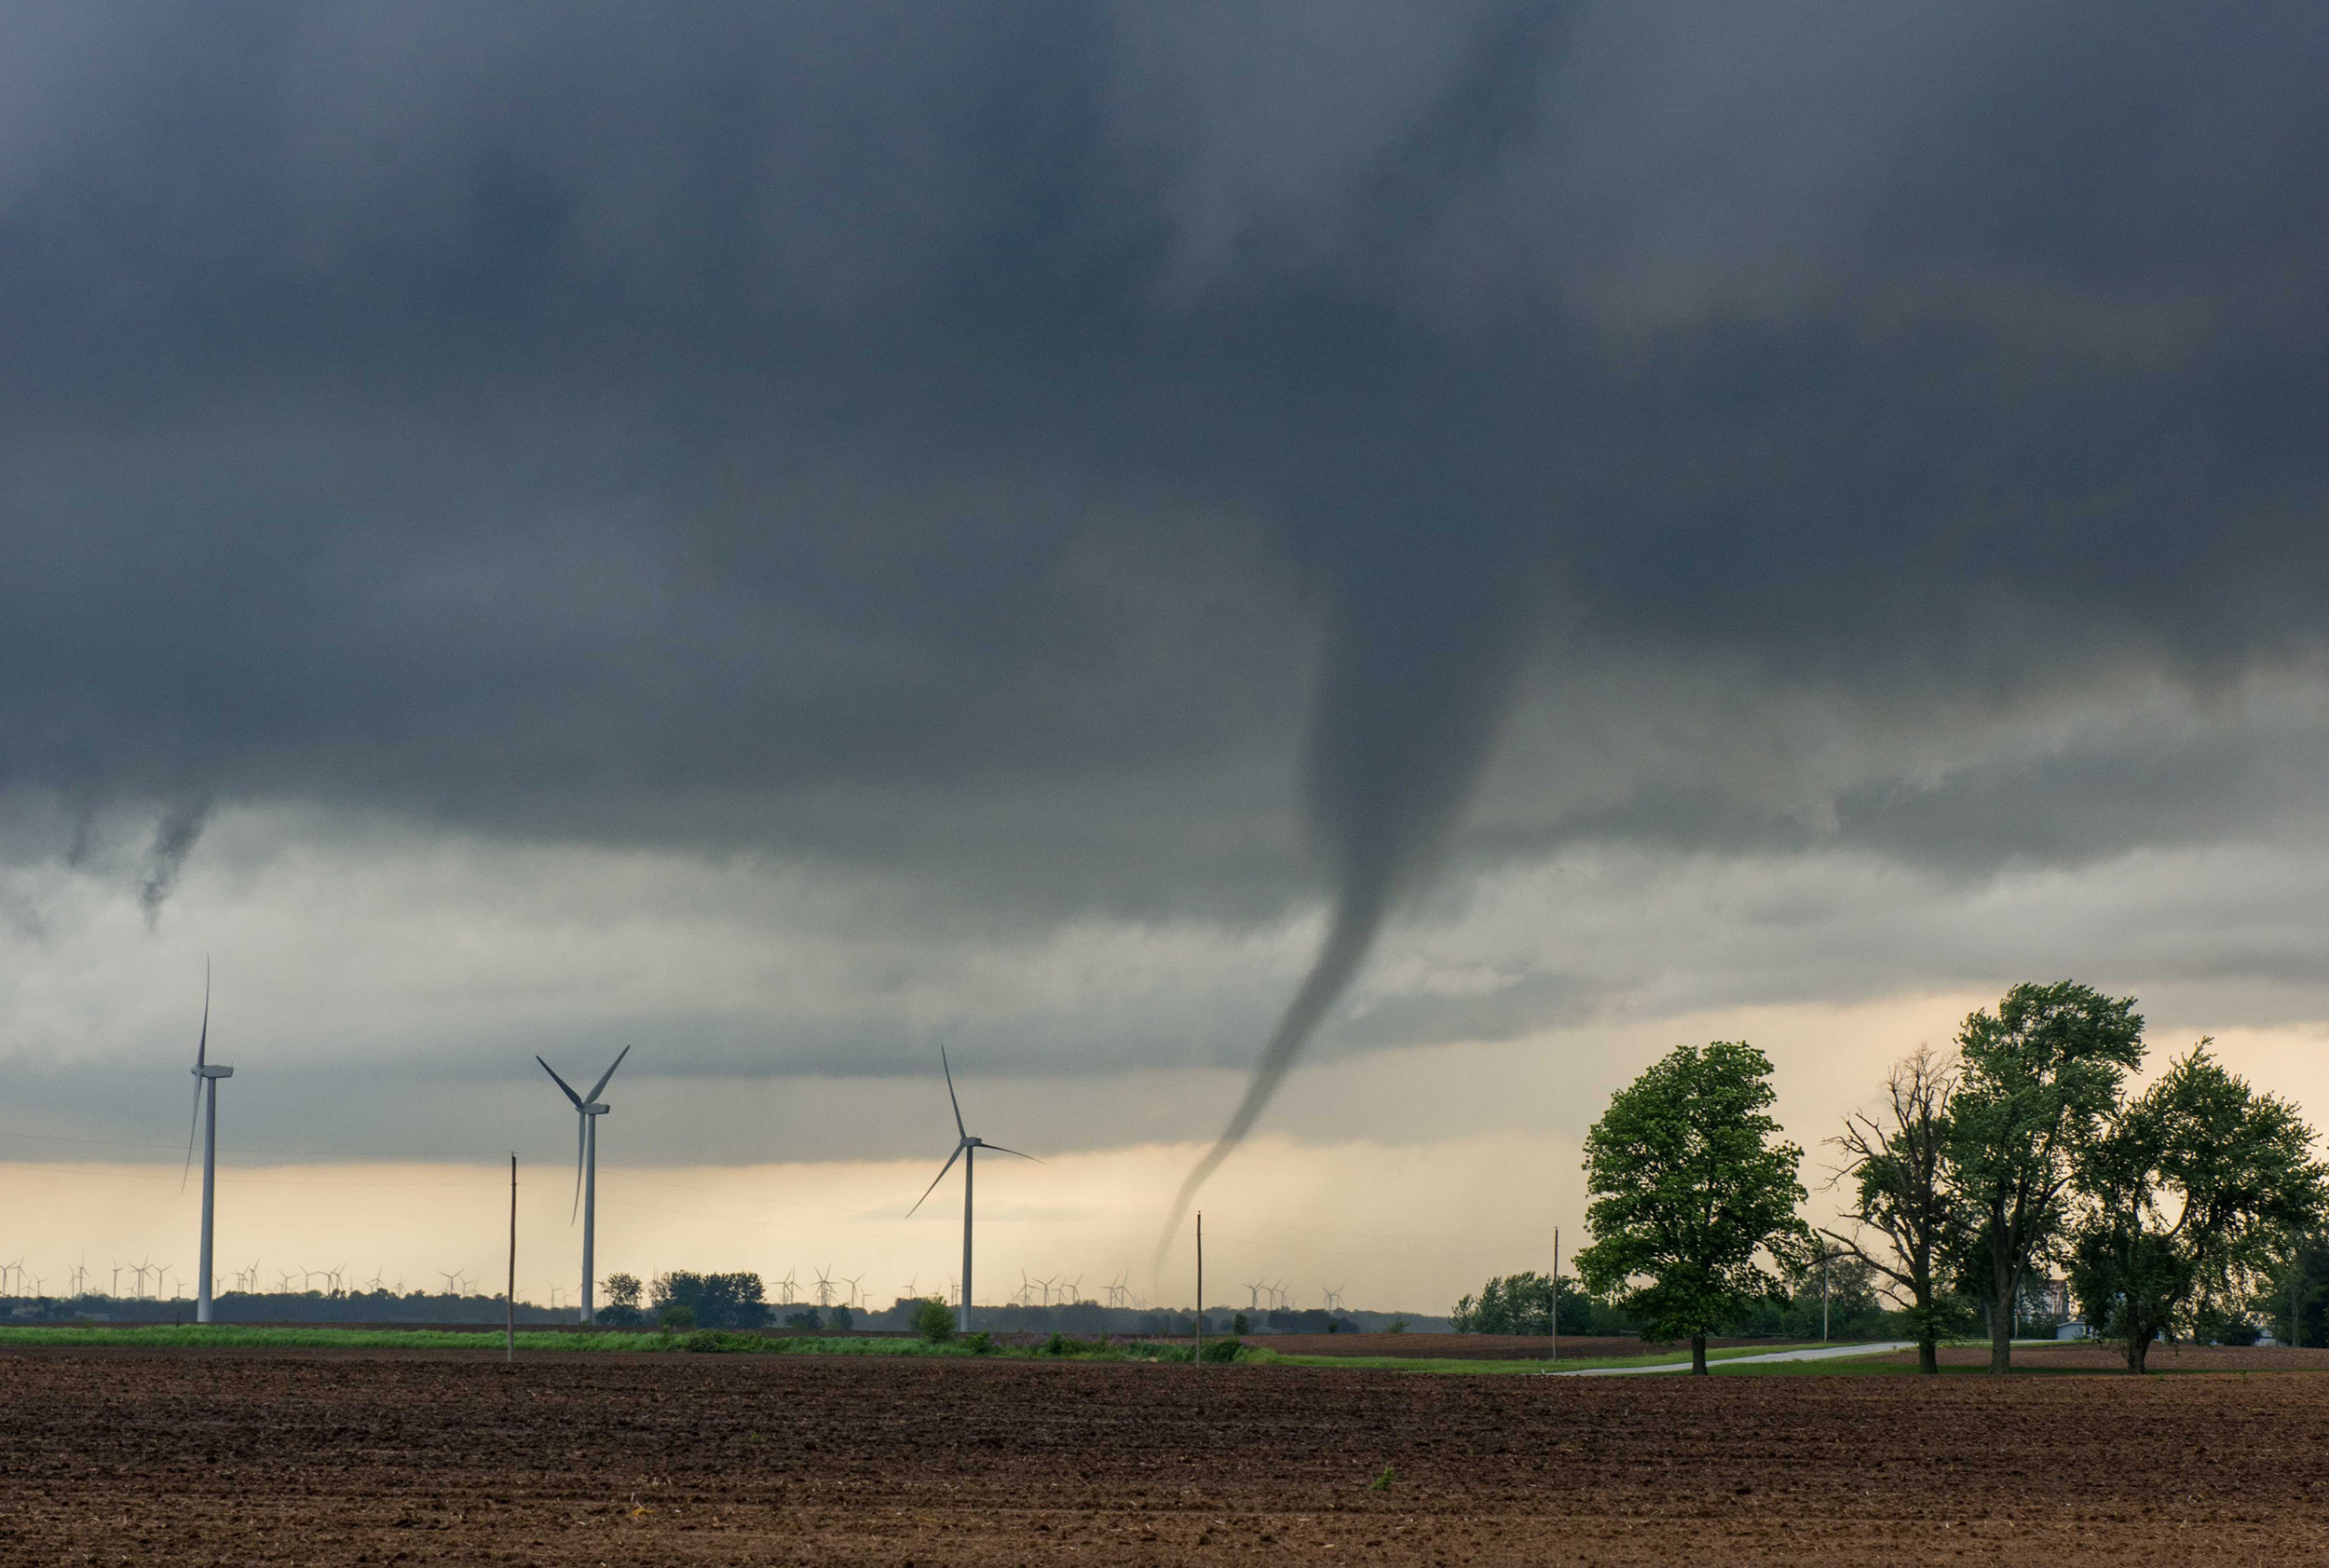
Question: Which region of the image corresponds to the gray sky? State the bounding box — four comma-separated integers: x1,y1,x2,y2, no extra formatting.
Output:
6,1,2329,1201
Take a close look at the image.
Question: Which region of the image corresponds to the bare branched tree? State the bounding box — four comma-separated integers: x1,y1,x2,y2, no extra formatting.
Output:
1822,1045,1959,1374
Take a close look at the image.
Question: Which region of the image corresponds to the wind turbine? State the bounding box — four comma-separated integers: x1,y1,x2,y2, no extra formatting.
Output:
906,1045,1039,1334
181,963,234,1325
536,1045,630,1324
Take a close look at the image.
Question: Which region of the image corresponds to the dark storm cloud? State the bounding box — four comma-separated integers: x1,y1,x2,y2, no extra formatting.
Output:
5,3,2329,1009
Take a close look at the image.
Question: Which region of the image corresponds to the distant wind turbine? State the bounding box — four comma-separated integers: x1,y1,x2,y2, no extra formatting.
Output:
180,963,234,1325
906,1046,1040,1334
536,1045,630,1324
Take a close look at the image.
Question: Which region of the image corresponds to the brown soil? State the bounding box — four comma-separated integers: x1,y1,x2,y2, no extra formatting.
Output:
5,1347,2324,1564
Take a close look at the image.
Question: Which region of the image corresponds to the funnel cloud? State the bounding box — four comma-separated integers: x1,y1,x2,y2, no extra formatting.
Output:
1164,540,1544,1243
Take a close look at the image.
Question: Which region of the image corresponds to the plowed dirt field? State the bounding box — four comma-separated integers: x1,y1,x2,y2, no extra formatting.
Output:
4,1348,2322,1564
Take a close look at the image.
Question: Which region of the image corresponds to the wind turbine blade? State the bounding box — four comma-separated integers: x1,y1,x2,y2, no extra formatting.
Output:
940,1044,966,1141
537,1057,584,1108
181,964,210,1193
906,1142,966,1218
584,1043,631,1104
571,1112,586,1222
180,1078,201,1193
979,1143,1043,1164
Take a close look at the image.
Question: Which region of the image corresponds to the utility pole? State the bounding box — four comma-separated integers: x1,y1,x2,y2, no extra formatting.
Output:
506,1154,517,1366
1551,1227,1559,1366
1822,1250,1831,1343
1194,1211,1204,1368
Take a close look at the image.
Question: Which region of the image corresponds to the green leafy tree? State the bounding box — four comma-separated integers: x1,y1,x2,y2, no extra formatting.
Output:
2067,1045,2327,1372
913,1297,957,1343
1451,1273,1589,1335
2260,1234,2329,1346
649,1271,772,1330
1823,1045,1965,1373
1575,1041,1814,1374
1945,981,2145,1373
1778,1252,1889,1340
603,1273,643,1309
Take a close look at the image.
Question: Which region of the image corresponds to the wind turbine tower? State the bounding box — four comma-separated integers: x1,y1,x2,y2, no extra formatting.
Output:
183,965,234,1324
536,1045,630,1323
907,1045,1039,1334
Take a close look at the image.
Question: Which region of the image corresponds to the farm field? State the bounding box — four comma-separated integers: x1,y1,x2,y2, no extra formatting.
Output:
4,1347,2325,1564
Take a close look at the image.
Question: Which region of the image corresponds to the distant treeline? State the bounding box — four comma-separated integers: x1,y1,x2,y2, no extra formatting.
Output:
0,1284,1450,1333
1452,1267,1895,1342
0,1289,573,1326
588,1272,1441,1335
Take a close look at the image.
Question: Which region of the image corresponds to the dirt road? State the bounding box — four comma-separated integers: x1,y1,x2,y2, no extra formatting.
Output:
2,1348,2320,1563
